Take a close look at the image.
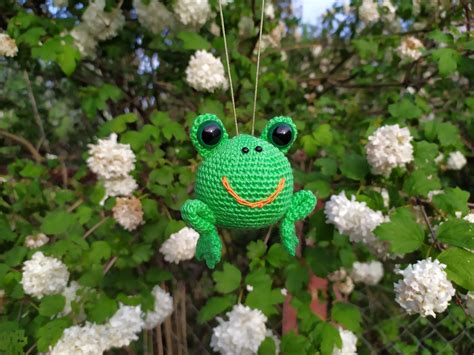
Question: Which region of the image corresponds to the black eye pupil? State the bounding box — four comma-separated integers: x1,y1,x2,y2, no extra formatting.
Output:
271,124,292,147
200,122,222,146
242,147,249,153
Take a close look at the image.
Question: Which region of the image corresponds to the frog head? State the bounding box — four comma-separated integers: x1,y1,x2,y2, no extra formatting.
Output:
190,113,297,229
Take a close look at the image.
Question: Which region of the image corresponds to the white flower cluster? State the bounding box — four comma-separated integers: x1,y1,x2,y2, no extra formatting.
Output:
21,252,69,299
397,36,424,62
351,261,384,285
325,192,388,254
394,258,455,317
53,285,173,354
332,327,358,355
25,233,49,249
365,124,414,176
211,304,268,355
328,268,354,295
160,227,199,264
71,0,124,58
465,291,474,316
185,50,228,92
112,196,144,231
264,3,275,19
446,151,467,170
144,285,174,329
463,213,474,223
174,0,211,27
0,33,18,57
87,133,137,201
134,0,175,34
359,0,380,23
381,0,396,22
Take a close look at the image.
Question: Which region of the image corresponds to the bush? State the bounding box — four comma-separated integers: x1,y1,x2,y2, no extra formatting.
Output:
0,0,473,354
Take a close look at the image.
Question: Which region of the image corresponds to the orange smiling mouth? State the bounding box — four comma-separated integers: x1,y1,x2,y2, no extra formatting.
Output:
221,176,286,209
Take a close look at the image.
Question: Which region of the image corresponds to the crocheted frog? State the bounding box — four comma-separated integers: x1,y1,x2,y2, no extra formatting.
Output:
181,114,317,268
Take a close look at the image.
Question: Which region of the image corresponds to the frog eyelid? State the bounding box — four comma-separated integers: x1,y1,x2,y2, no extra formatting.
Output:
190,114,229,158
260,116,297,153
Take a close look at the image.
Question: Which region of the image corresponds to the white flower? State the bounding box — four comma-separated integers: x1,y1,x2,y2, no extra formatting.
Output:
325,192,387,248
60,281,83,317
21,252,69,299
102,303,145,349
280,288,288,296
82,0,125,41
246,284,254,292
332,327,358,355
185,50,228,92
174,0,211,27
87,133,136,180
112,196,144,231
159,227,199,264
328,268,354,295
365,124,414,176
25,233,49,249
70,24,97,59
397,36,424,62
427,190,443,202
265,3,275,19
0,33,18,57
463,213,474,224
446,151,467,170
465,291,474,316
381,0,396,22
134,0,175,34
311,44,323,58
51,322,107,355
103,175,138,199
144,286,174,329
359,0,380,23
351,261,384,285
211,304,268,355
394,258,455,317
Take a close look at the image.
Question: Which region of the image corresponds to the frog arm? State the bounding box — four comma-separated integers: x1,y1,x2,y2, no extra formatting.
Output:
280,190,317,256
181,199,222,269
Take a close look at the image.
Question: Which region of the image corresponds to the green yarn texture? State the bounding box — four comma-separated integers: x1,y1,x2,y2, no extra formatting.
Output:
180,114,317,268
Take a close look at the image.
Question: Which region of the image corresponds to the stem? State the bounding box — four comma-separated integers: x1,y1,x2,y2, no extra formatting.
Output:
83,218,108,239
263,225,274,245
0,129,43,163
23,70,48,151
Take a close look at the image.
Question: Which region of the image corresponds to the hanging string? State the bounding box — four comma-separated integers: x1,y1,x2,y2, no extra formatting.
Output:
218,0,239,135
251,0,266,136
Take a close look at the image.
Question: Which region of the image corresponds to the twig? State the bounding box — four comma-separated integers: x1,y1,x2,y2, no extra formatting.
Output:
103,256,118,274
67,198,84,212
416,199,439,247
263,225,274,245
83,218,108,239
25,343,36,355
23,70,47,151
0,129,43,163
156,324,164,355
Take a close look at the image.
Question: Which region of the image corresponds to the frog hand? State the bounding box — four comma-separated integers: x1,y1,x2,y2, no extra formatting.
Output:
280,190,317,256
181,199,222,269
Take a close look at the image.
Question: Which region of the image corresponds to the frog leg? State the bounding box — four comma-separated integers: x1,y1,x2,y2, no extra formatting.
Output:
181,199,222,269
280,190,317,256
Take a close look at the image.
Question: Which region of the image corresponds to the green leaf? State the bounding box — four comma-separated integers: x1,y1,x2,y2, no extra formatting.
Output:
213,263,241,293
37,318,72,352
245,268,273,290
245,286,285,316
301,135,318,157
266,243,291,268
0,215,15,242
374,208,424,253
247,240,267,260
432,188,470,215
437,247,474,290
315,158,338,177
4,246,27,267
388,98,422,119
258,337,277,355
39,295,66,317
89,241,111,263
403,170,441,197
178,31,211,50
85,293,118,323
413,141,439,173
198,295,236,323
57,44,79,76
312,124,333,146
305,180,331,199
432,48,459,76
340,153,369,180
437,219,474,250
99,113,138,135
436,122,460,147
331,302,361,332
41,210,76,235
78,264,103,287
281,332,308,355
284,262,309,293
314,322,341,355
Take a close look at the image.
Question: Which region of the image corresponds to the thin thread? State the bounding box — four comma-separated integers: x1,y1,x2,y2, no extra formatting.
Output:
218,0,238,135
251,0,266,136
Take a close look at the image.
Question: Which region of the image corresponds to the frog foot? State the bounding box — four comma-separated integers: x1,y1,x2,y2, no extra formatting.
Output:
181,199,222,269
280,190,317,256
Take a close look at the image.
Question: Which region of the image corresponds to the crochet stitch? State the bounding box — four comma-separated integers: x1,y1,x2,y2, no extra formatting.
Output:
181,114,316,268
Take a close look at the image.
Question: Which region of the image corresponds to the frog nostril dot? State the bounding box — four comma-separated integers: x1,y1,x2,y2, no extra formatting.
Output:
241,147,249,154
255,146,263,152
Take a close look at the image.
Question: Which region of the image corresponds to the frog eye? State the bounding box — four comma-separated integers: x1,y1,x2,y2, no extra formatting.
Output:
190,114,228,158
198,121,222,147
268,123,293,148
261,116,297,153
